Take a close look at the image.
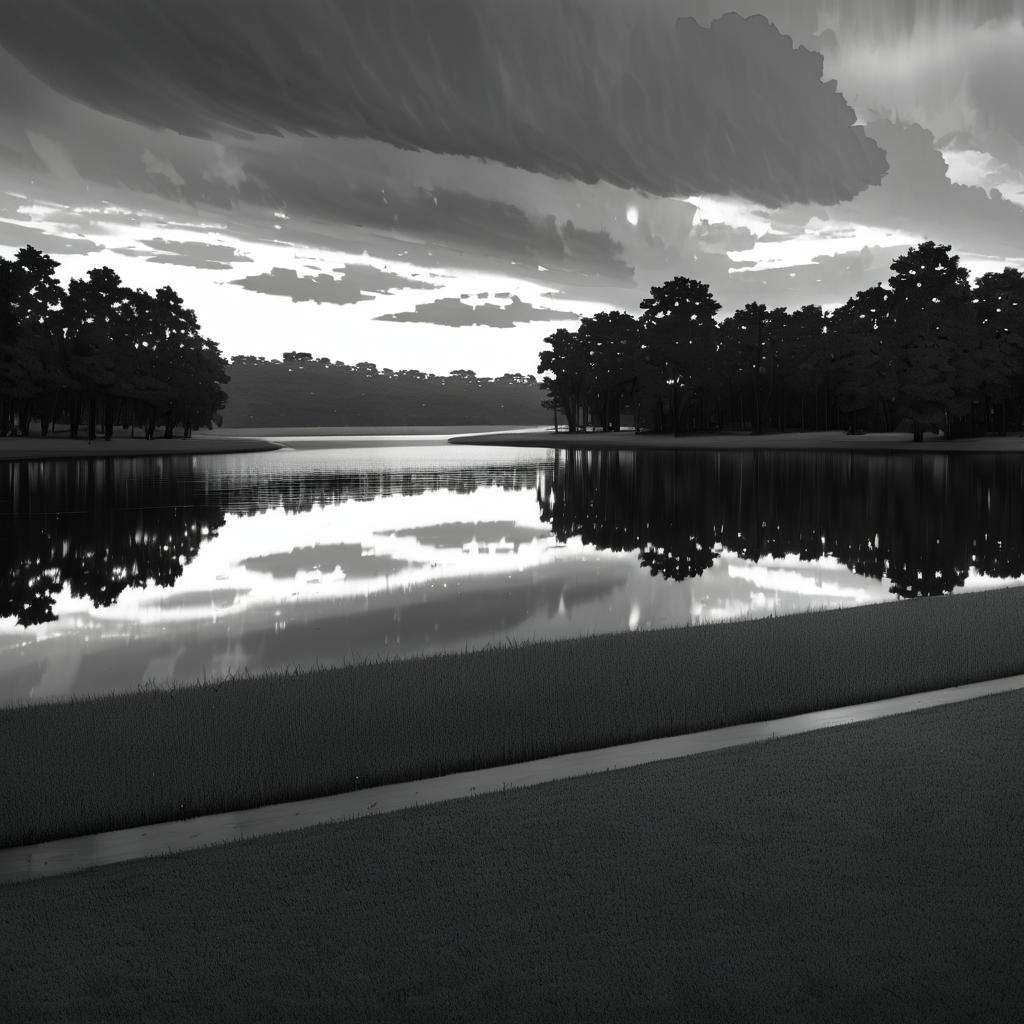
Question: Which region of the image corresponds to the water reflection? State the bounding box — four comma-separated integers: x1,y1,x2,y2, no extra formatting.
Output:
0,453,541,627
0,460,223,627
540,449,1024,599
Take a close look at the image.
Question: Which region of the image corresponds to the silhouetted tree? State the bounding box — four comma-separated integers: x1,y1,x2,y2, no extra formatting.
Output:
0,247,66,436
638,277,720,434
970,268,1024,434
536,241,1024,441
0,248,229,442
539,327,591,433
831,286,892,433
720,303,786,434
885,242,971,440
578,311,639,432
777,304,828,430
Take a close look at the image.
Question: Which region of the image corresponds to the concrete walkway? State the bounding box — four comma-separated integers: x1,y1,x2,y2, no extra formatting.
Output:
3,673,1024,885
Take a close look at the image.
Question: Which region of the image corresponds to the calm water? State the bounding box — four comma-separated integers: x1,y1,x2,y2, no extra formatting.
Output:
2,439,1023,705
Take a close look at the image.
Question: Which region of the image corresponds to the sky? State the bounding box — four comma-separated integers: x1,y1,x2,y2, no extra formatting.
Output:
1,0,1023,377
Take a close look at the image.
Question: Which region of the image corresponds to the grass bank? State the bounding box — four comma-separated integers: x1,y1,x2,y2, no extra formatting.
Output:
0,430,281,461
3,690,1023,1021
451,427,1024,454
3,587,1024,848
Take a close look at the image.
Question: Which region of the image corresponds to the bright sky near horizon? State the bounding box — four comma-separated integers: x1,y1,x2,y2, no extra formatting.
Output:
1,0,1023,377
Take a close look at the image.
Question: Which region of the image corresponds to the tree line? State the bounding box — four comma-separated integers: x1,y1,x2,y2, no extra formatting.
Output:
0,246,229,440
539,242,1024,441
223,353,545,428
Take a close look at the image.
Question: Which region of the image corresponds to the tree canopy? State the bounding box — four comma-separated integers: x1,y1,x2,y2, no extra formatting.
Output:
539,242,1024,440
0,246,229,439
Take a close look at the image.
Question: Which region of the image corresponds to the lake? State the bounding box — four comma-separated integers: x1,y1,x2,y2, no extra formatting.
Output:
2,437,1022,705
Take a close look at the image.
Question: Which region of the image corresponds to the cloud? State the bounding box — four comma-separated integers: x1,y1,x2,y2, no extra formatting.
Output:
714,243,912,312
940,143,1024,207
831,119,1024,259
0,219,102,256
691,220,759,254
141,149,185,187
0,26,643,290
0,2,887,204
140,236,252,271
223,148,636,281
377,295,580,329
241,543,417,580
230,265,435,306
147,253,236,271
380,522,552,550
702,2,1024,180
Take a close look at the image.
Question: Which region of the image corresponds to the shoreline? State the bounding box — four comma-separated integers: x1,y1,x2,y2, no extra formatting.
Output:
450,427,1024,454
218,423,546,437
0,424,549,461
0,432,285,461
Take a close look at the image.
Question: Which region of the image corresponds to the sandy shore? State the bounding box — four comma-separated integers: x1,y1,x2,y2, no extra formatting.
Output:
451,428,1024,454
0,432,284,461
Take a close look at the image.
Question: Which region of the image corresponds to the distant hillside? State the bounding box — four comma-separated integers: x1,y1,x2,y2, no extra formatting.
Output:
220,356,550,427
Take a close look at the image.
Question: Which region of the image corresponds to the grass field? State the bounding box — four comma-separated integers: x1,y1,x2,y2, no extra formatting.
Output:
2,689,1023,1022
3,586,1024,848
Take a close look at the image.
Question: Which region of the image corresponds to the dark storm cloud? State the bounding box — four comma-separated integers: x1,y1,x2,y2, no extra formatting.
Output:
829,120,1024,259
711,1,1024,177
229,266,435,306
229,145,636,281
694,1,1024,43
377,295,579,329
0,31,635,288
0,1,887,205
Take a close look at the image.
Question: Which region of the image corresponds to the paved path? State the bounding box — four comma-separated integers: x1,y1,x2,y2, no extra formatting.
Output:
3,674,1024,885
451,428,1024,455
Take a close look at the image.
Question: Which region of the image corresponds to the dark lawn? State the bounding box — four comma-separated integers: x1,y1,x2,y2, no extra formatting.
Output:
3,690,1023,1023
5,587,1024,848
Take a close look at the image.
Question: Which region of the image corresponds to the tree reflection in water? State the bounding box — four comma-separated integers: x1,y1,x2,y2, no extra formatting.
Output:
538,448,1024,599
5,447,1022,631
0,457,539,627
